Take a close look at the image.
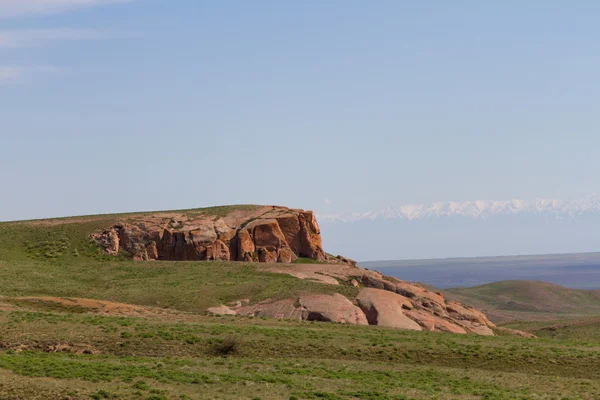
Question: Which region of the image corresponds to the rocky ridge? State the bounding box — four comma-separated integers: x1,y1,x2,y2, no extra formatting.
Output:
91,206,353,264
210,263,507,336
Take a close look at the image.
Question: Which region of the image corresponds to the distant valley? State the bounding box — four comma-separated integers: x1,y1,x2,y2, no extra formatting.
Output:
361,252,600,290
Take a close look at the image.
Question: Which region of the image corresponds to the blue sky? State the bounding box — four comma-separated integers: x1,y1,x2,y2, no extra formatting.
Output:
2,1,599,221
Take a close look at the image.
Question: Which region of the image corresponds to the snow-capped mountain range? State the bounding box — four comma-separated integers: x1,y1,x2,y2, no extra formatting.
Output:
318,195,600,223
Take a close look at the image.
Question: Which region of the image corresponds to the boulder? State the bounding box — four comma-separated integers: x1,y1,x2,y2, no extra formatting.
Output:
277,248,296,263
355,288,421,330
299,294,368,325
258,247,278,263
404,310,467,334
207,305,237,316
446,301,496,327
237,299,306,321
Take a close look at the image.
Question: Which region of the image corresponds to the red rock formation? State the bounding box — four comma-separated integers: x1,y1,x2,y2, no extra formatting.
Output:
209,294,368,325
256,263,511,336
355,288,422,330
91,206,344,264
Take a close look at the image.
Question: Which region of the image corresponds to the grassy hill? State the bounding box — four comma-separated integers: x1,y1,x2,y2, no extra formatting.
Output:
503,316,600,343
2,209,600,399
444,280,600,323
0,208,356,312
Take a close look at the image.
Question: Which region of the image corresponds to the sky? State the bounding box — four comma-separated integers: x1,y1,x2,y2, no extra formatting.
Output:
2,0,600,222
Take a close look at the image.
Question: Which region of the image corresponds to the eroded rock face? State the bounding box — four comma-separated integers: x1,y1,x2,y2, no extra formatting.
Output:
253,263,511,336
299,294,368,325
91,206,339,264
355,288,421,330
209,294,368,325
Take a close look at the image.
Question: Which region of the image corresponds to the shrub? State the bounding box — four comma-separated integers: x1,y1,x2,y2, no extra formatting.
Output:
208,336,240,356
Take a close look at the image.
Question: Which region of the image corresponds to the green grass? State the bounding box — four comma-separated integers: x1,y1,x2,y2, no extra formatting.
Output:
2,307,600,399
2,210,600,399
444,280,600,323
0,216,358,312
503,316,600,343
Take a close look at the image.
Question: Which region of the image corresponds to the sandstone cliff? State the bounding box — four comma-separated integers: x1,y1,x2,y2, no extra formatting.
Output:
91,206,353,264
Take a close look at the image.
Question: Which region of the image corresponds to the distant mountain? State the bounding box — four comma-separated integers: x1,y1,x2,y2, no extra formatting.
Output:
319,194,600,223
317,195,600,260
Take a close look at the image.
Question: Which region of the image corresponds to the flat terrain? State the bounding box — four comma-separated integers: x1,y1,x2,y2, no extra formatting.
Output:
2,211,600,399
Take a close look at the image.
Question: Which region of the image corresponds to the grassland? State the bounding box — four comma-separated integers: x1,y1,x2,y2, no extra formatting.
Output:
2,304,600,400
443,281,600,323
1,213,600,399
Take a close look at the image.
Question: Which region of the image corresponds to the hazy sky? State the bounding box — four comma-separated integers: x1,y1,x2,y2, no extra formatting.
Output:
2,1,599,221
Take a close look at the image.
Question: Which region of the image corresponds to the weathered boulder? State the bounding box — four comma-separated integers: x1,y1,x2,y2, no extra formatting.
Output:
404,310,467,334
260,263,506,336
277,248,297,263
446,301,496,328
258,247,278,263
299,294,368,325
214,294,368,325
207,305,237,316
237,299,307,320
355,288,421,330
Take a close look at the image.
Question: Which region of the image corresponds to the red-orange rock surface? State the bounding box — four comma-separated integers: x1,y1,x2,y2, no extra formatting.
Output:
356,288,422,330
91,206,338,264
257,263,509,336
209,294,368,325
91,205,522,337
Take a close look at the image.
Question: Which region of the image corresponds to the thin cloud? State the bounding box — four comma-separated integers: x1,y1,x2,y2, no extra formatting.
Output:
0,0,134,18
0,28,123,48
0,65,61,84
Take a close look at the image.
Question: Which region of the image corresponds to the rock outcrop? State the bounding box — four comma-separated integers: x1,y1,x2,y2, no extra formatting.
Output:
208,262,506,336
209,294,368,325
90,204,525,337
356,288,421,330
91,206,351,264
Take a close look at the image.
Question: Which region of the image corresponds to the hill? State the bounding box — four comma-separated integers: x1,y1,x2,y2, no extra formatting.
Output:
0,205,498,336
1,298,599,400
443,280,600,323
3,206,600,399
503,316,600,343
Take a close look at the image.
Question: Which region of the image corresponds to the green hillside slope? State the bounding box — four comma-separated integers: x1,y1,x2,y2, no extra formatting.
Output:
445,280,600,323
0,208,356,311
